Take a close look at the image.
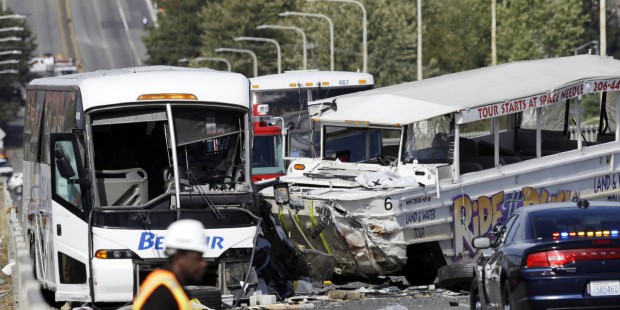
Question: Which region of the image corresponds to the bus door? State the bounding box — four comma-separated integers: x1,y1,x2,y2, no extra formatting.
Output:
50,134,90,300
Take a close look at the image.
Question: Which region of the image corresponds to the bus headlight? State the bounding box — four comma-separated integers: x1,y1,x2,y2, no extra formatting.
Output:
95,249,140,259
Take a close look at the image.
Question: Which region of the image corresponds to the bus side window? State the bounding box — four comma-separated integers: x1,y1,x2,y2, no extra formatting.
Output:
53,140,84,212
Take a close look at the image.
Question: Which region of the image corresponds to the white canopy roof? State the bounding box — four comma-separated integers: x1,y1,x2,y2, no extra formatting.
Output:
311,55,620,125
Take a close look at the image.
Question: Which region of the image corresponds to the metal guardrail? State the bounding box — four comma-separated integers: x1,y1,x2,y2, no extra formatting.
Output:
3,183,48,310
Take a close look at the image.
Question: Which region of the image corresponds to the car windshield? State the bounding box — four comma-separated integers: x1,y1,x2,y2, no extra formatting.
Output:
530,208,620,240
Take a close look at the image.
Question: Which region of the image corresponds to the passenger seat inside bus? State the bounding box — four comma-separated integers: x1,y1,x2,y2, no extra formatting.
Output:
108,147,140,170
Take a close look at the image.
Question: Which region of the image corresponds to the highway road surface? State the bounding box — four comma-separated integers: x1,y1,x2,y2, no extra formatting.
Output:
7,0,151,71
6,0,65,57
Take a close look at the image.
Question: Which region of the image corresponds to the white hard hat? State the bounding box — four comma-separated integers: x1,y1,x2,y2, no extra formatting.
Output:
165,219,208,254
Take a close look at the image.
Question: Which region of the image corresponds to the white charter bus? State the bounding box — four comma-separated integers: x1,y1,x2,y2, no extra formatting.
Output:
260,55,620,289
23,67,260,303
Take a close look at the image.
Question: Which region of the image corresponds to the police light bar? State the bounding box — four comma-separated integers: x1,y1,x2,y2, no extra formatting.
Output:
553,230,618,240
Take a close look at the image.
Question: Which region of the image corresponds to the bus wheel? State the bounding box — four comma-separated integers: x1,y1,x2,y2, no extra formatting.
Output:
185,286,222,309
437,264,474,292
404,243,446,286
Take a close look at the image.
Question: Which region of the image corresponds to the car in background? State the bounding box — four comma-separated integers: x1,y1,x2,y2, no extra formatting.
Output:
7,172,22,194
470,200,620,310
0,159,13,177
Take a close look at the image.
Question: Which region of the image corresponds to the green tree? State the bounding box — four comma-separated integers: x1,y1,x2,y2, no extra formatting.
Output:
143,0,207,65
200,0,418,86
354,1,418,86
0,7,37,122
147,0,593,88
200,0,299,76
497,0,586,62
582,0,620,58
424,0,491,76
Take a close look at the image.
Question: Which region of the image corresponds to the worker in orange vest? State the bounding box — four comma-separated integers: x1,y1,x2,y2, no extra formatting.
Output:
133,219,209,309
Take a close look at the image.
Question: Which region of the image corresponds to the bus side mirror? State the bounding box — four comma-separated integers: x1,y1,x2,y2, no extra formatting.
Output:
273,182,290,205
72,128,84,136
55,146,76,179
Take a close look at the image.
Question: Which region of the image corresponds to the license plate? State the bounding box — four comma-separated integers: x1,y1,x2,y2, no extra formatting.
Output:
589,281,620,296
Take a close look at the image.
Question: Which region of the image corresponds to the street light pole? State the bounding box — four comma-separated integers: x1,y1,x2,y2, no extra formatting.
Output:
195,57,232,72
0,50,21,56
234,36,281,74
257,24,307,70
574,40,599,56
279,11,334,71
600,0,606,56
0,59,19,65
417,0,422,80
307,0,367,72
178,57,232,72
214,48,258,77
0,36,21,43
491,0,497,66
0,26,24,33
0,14,25,20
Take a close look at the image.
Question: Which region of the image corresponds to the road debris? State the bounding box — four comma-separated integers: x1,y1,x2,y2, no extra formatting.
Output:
1,260,14,276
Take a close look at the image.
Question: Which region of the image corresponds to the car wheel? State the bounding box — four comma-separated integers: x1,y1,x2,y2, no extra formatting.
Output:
502,280,513,310
469,279,481,310
15,185,23,195
437,264,474,292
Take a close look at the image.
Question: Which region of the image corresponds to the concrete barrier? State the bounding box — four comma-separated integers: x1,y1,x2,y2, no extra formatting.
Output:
3,182,48,310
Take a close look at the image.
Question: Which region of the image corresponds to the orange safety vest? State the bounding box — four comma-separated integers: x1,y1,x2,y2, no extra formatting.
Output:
132,269,191,310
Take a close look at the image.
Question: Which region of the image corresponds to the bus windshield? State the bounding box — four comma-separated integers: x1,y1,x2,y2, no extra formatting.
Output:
91,105,245,207
252,135,284,176
254,85,374,158
254,85,374,120
323,126,401,164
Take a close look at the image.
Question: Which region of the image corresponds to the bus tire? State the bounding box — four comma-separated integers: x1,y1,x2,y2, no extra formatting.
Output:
437,264,474,292
404,242,446,286
185,286,222,309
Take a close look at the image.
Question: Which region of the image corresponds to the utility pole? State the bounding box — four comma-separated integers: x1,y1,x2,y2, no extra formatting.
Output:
491,0,497,65
417,0,422,80
600,0,606,56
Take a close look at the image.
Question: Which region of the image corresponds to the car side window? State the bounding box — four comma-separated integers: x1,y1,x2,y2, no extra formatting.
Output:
500,215,518,245
505,221,521,244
